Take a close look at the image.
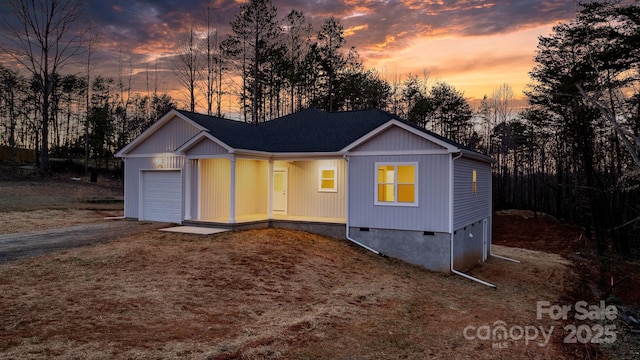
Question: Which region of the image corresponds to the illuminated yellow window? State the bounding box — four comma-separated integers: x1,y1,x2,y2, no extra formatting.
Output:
375,163,417,206
472,170,477,194
319,166,337,192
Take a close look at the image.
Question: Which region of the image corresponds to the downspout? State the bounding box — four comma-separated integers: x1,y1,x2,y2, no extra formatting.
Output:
491,250,520,263
344,154,384,256
450,152,496,288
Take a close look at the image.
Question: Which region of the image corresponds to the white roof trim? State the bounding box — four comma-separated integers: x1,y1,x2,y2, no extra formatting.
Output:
175,131,234,154
340,119,459,153
230,148,272,157
265,151,343,159
115,110,208,157
229,148,343,159
347,149,450,156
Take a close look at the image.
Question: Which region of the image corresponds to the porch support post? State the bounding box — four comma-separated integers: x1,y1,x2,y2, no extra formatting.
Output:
184,158,192,220
229,156,236,224
268,159,273,219
197,159,202,220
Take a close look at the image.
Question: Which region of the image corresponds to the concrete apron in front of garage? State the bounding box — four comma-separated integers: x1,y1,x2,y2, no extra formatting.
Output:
159,226,229,235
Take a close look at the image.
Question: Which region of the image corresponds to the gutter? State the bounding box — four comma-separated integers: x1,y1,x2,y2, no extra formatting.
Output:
450,152,497,288
459,149,496,164
343,155,384,256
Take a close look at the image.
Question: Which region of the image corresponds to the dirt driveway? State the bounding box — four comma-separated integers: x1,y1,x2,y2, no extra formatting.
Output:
0,220,164,263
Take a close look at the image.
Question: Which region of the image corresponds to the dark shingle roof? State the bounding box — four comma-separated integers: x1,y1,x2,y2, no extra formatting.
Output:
258,108,395,152
177,108,474,154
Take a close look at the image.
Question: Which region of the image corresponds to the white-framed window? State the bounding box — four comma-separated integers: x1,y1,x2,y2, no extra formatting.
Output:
318,166,337,192
374,162,418,206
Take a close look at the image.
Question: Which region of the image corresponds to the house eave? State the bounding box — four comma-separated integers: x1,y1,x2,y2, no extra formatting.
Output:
233,148,344,160
458,149,496,164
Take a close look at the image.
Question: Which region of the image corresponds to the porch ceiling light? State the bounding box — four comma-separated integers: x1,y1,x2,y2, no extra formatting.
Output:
154,157,165,168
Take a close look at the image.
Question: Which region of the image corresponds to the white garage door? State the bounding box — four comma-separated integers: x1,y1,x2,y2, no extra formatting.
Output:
141,170,182,223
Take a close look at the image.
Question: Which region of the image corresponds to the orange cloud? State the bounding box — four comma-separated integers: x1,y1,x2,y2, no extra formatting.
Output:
362,24,556,100
344,24,368,37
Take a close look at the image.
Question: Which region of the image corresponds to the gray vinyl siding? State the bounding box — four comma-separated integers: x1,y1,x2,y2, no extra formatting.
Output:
351,126,445,152
285,159,346,219
348,154,450,232
123,156,185,219
453,157,491,229
186,137,228,156
129,116,201,154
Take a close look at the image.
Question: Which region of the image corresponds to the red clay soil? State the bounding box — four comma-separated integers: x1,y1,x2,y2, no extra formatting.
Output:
492,210,586,257
493,210,640,307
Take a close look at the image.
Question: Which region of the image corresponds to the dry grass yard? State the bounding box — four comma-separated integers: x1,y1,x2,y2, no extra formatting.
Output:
0,172,635,359
1,228,579,359
0,209,122,235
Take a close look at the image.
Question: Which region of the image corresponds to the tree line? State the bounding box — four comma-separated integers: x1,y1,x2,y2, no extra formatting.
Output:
493,1,640,258
0,0,481,172
0,0,638,256
0,67,176,170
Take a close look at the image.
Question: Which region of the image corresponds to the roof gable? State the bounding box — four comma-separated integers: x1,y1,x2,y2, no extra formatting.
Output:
345,122,452,153
176,132,233,156
116,110,207,157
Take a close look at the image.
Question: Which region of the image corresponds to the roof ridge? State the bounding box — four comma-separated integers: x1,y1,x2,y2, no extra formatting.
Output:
176,109,244,124
175,108,488,159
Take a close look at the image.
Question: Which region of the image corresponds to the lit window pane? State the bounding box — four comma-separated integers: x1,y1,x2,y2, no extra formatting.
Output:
472,170,477,194
377,167,386,183
376,163,417,205
397,184,415,202
378,184,395,202
398,165,415,183
378,166,395,183
321,179,335,189
319,167,337,192
321,169,334,179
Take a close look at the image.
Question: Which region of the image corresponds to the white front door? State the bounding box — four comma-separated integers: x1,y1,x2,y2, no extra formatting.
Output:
273,169,288,213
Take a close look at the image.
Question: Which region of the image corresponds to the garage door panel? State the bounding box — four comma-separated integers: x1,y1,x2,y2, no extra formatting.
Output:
141,171,182,222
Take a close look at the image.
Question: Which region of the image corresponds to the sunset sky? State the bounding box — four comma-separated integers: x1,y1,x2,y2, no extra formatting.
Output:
7,0,588,115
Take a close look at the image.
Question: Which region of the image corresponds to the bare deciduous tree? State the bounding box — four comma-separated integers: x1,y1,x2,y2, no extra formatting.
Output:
491,83,514,125
173,26,201,112
0,0,84,173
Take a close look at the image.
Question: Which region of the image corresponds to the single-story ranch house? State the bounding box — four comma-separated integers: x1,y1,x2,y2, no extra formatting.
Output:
116,108,495,274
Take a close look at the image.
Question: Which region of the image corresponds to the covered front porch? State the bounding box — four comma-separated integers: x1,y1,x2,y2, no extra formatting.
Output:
184,156,347,229
190,213,346,225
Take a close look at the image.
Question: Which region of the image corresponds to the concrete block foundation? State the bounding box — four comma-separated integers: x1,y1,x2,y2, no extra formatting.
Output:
348,227,451,272
453,218,489,271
